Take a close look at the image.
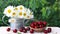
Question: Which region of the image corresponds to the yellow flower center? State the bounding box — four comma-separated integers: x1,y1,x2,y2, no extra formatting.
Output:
19,12,22,16
14,7,18,10
12,12,16,16
7,9,11,14
20,7,23,10
11,20,14,22
24,13,26,16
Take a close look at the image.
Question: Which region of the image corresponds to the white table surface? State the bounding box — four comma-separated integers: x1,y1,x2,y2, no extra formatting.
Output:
0,26,60,34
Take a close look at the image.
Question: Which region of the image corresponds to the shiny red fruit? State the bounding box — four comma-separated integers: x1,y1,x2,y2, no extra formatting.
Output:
13,29,17,33
39,25,43,28
30,24,34,27
19,28,23,32
34,26,37,28
21,27,25,29
30,29,34,33
44,30,48,33
37,26,40,28
37,21,43,25
7,28,10,32
33,22,37,26
23,29,27,33
43,25,46,27
47,28,51,33
25,27,30,31
43,21,47,25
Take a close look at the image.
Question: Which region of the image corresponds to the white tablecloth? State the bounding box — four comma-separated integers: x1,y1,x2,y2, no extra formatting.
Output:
0,26,60,34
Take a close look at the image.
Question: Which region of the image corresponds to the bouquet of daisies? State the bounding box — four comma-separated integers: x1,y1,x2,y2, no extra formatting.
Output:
3,5,34,19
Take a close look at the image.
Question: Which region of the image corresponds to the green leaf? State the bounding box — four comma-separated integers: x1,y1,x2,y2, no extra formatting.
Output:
18,32,21,34
29,0,36,10
41,7,46,17
45,7,51,18
40,0,48,6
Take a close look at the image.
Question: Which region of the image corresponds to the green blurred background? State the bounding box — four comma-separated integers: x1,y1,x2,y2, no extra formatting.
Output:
0,0,60,27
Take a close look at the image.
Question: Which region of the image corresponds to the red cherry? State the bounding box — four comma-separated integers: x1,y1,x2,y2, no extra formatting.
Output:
13,29,17,33
37,21,43,25
25,27,30,31
37,26,40,28
31,25,35,28
47,28,51,33
43,21,47,25
21,27,25,29
7,28,10,32
39,21,43,23
44,30,48,33
30,29,34,33
39,25,43,28
30,24,34,28
19,28,23,32
43,24,46,27
23,29,27,33
33,22,37,26
34,26,37,28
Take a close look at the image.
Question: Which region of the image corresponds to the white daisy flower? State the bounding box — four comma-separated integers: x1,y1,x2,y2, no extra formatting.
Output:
24,8,34,19
14,7,18,11
3,6,14,17
3,5,34,19
23,10,28,18
18,11,24,18
30,15,34,19
29,12,34,19
24,13,30,19
8,18,16,23
10,11,17,18
27,8,31,14
27,11,33,15
25,14,31,19
24,8,28,12
17,5,25,11
25,15,34,19
26,8,32,15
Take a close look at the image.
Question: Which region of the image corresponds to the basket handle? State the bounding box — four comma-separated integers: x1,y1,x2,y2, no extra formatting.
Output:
2,15,9,26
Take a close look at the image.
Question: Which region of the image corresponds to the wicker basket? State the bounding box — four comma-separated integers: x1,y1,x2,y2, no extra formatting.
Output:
30,26,46,32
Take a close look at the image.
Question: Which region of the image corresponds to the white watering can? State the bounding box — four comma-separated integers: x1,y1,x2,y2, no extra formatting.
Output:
2,15,33,30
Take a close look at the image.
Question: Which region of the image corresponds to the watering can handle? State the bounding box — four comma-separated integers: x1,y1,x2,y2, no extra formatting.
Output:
24,19,34,24
2,15,9,26
24,19,29,24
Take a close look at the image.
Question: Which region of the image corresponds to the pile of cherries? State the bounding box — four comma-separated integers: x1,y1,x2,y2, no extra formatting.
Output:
19,27,34,33
30,21,52,33
30,21,47,28
7,21,52,34
7,28,18,33
7,27,34,33
44,28,52,33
